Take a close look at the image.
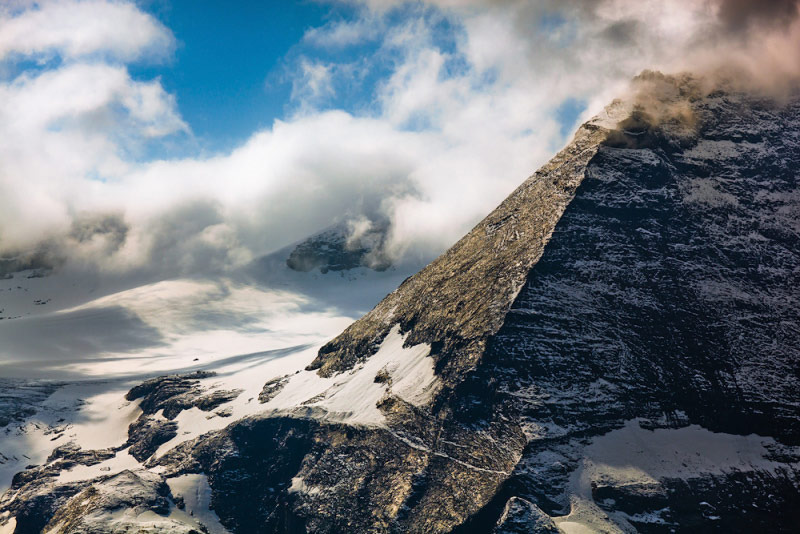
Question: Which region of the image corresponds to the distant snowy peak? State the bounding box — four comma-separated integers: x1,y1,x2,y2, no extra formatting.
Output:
286,219,391,274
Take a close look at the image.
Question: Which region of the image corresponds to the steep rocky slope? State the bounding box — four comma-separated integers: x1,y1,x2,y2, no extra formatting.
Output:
2,72,799,533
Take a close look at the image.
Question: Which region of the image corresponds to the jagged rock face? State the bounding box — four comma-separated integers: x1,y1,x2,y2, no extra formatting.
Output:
124,371,242,461
489,91,800,441
0,371,244,533
494,497,559,533
166,416,317,533
452,80,800,531
308,111,610,381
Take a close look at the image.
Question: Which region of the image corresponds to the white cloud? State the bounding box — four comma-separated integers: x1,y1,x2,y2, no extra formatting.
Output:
303,16,382,47
0,0,174,62
0,61,187,251
291,59,335,107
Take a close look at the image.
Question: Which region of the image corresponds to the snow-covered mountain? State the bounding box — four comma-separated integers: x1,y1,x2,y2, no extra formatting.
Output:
2,72,799,533
0,227,418,534
283,220,391,274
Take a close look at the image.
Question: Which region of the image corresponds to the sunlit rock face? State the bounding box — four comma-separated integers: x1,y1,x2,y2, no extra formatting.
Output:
2,73,799,533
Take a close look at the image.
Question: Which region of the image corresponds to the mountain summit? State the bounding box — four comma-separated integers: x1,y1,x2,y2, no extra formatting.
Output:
2,72,799,533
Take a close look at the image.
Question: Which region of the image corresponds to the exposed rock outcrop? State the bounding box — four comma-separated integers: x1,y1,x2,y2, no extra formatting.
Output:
123,371,241,462
286,221,391,273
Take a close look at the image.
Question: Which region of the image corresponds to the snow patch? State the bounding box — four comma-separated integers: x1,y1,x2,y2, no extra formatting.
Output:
581,419,793,485
553,419,800,533
288,475,321,496
265,325,437,427
152,344,321,458
558,520,603,534
55,450,140,484
0,381,140,492
166,474,230,534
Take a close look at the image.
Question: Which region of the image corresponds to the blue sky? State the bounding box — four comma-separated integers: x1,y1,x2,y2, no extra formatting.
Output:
132,0,337,150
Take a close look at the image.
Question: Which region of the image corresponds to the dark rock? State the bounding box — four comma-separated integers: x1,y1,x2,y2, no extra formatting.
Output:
125,371,216,412
259,375,290,404
46,442,115,465
374,368,391,384
195,389,243,412
127,417,178,462
123,371,242,462
494,497,559,533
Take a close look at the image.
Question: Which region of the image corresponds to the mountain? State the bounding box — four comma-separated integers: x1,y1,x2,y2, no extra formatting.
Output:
284,220,392,274
1,71,799,533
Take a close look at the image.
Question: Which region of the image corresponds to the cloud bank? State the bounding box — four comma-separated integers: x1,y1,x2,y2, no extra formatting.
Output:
0,0,797,283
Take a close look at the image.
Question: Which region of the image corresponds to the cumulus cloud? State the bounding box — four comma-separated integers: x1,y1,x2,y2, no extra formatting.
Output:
0,0,174,62
0,61,187,252
0,0,798,288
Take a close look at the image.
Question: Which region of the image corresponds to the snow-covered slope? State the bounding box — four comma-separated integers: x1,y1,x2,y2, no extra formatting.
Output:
0,224,420,533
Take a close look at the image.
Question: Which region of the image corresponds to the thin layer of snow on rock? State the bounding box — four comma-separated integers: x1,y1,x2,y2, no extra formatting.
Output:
681,139,767,163
55,450,140,484
41,470,199,534
167,474,231,534
0,381,138,492
553,420,800,533
681,178,739,207
265,325,436,427
581,419,796,485
153,345,320,458
45,506,194,534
